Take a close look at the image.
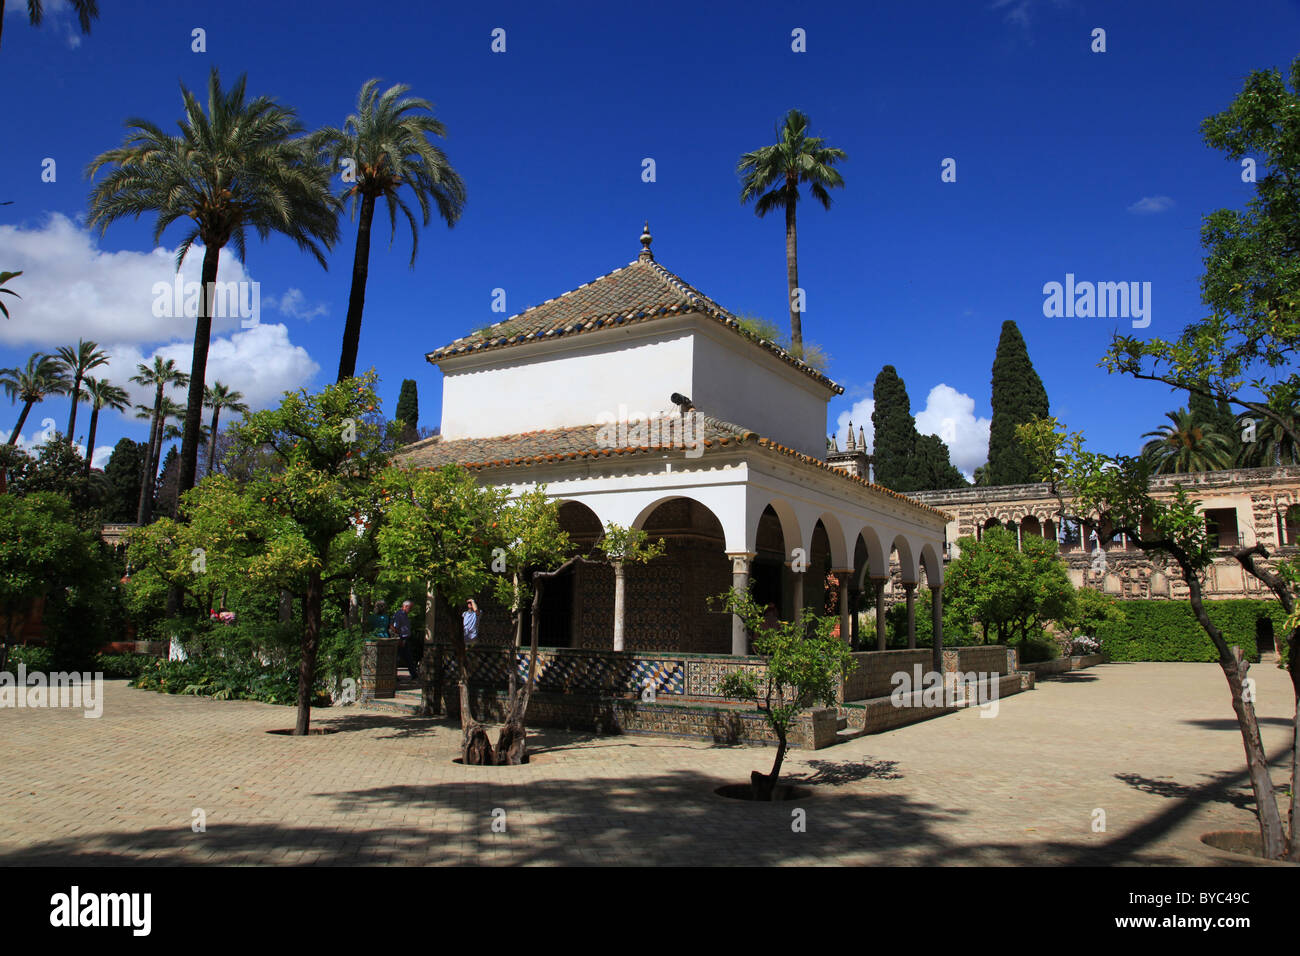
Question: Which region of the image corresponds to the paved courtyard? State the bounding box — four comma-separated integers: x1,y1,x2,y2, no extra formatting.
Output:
0,661,1294,865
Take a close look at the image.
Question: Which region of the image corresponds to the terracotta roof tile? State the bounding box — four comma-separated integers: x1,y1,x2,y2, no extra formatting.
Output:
426,256,842,393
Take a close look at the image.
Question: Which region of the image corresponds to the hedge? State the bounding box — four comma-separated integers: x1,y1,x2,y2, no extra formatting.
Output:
1096,599,1287,663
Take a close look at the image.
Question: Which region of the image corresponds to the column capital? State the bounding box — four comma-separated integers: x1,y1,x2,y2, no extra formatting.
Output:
726,551,756,574
902,580,918,592
929,582,944,592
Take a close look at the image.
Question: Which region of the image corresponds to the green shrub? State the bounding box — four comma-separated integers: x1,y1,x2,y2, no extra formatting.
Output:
94,653,154,679
6,644,53,672
1095,599,1285,662
131,656,331,707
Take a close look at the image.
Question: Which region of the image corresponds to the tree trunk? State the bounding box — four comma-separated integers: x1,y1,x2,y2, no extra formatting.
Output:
751,728,788,801
177,243,221,498
205,408,221,478
452,597,493,764
7,400,32,445
136,388,163,525
785,194,801,350
1184,574,1286,858
83,403,100,477
293,569,323,736
66,372,82,445
336,194,376,383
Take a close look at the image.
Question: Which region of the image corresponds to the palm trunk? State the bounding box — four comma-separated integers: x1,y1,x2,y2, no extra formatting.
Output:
294,569,324,736
66,373,82,445
8,400,32,445
785,193,801,350
83,403,100,477
177,244,220,498
136,391,162,524
336,194,376,383
206,408,221,477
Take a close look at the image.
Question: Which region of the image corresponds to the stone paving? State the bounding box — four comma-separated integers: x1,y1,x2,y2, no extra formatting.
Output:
0,661,1295,866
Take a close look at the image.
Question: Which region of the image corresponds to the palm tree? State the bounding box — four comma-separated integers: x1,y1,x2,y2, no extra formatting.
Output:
81,376,129,476
203,382,248,477
313,79,466,382
0,0,98,52
1141,408,1235,474
0,353,66,445
737,109,847,351
55,339,109,445
87,66,340,503
0,270,20,318
129,358,188,524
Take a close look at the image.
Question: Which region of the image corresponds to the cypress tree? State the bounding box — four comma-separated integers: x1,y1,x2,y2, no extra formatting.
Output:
103,438,144,522
154,446,180,520
986,320,1049,485
871,366,915,490
911,433,968,490
396,379,419,430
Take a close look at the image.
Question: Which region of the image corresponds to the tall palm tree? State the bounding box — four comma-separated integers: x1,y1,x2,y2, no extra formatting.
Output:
55,338,109,445
81,376,129,476
1237,407,1300,467
737,109,847,351
0,270,20,318
1141,408,1235,474
129,358,188,524
0,353,66,444
203,382,248,477
87,66,340,503
313,79,466,382
0,0,99,52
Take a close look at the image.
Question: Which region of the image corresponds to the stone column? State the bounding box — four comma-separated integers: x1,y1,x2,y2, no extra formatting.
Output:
833,570,852,646
872,576,887,651
791,564,804,620
728,552,754,656
612,561,627,651
849,587,861,646
930,585,944,673
904,582,917,649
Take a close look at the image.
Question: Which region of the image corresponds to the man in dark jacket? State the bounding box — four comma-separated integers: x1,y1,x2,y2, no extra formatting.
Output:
391,599,420,679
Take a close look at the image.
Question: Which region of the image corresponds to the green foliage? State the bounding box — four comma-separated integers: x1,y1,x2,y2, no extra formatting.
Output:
1141,408,1234,473
884,587,973,648
733,315,830,371
1063,588,1126,643
0,270,20,319
7,436,106,526
6,644,52,672
943,526,1074,645
713,588,855,739
132,656,330,707
395,379,419,430
94,653,154,679
376,463,509,608
486,488,572,618
0,491,101,644
1095,600,1283,662
869,365,966,491
102,438,144,522
987,320,1049,486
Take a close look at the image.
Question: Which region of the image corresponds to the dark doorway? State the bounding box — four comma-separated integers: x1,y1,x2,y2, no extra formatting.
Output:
1256,617,1276,654
534,564,575,647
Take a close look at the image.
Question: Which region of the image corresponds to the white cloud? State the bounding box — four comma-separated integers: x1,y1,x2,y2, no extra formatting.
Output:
270,287,330,321
0,213,255,348
834,398,875,453
1127,195,1175,215
834,383,990,480
914,384,991,479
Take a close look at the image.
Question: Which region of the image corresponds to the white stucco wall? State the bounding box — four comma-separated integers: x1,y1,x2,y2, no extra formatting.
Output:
438,330,696,439
436,315,835,455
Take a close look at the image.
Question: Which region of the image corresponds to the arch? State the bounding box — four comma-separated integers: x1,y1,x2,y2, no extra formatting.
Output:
808,510,850,568
890,534,918,584
919,541,943,586
750,497,802,563
853,525,889,584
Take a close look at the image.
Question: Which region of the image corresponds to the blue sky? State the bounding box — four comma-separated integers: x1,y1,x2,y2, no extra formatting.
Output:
1,0,1297,477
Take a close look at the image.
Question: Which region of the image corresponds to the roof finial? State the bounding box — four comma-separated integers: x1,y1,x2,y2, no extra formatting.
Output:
859,425,866,450
845,421,855,450
639,220,654,261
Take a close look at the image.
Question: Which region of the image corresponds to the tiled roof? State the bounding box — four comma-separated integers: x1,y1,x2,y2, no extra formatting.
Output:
425,242,842,394
396,419,950,523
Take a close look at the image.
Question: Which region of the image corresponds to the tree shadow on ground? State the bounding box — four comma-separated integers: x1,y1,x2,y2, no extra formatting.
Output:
1181,717,1295,732
1038,673,1098,683
1114,772,1258,811
790,757,903,785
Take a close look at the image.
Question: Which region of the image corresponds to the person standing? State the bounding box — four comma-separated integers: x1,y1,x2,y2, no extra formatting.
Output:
392,599,419,679
462,599,480,643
